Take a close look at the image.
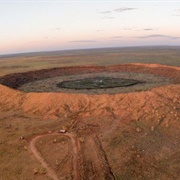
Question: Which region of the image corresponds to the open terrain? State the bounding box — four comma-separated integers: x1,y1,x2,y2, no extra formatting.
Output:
0,46,180,77
0,47,180,180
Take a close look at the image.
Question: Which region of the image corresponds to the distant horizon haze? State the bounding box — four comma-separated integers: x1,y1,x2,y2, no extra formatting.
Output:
1,45,180,58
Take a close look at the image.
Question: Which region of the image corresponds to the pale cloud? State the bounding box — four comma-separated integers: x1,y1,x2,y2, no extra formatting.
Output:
138,34,180,39
111,36,123,39
69,40,97,43
172,9,180,16
50,28,61,31
122,27,157,31
123,28,132,30
114,8,137,12
96,30,104,32
143,28,156,31
99,7,137,16
134,28,158,31
101,16,115,19
100,11,111,14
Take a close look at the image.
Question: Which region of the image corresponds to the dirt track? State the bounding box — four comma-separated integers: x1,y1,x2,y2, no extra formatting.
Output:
29,132,81,180
28,131,116,180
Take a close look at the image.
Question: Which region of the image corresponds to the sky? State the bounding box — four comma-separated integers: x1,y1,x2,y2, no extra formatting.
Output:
0,0,180,55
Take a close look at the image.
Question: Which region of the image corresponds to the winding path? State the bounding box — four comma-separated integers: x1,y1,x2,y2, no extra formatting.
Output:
29,132,81,180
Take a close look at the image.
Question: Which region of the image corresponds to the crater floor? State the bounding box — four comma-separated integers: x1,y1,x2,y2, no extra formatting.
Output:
18,72,171,94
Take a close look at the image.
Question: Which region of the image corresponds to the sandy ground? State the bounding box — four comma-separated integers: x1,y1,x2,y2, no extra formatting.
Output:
0,63,179,179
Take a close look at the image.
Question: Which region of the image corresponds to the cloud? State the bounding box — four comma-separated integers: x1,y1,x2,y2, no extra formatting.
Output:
137,34,180,39
114,7,137,12
111,36,123,39
69,40,97,43
50,28,61,31
123,28,132,30
100,11,111,14
134,28,158,31
172,9,180,16
43,37,48,39
96,29,104,32
102,16,115,19
143,28,156,31
99,7,137,16
121,27,156,31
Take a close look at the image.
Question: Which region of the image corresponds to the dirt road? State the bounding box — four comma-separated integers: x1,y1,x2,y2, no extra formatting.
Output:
29,132,81,180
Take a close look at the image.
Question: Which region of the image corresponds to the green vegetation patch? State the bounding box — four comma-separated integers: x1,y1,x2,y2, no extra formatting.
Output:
57,77,144,90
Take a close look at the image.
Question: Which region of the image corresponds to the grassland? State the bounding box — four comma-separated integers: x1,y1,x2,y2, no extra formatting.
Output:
0,46,180,77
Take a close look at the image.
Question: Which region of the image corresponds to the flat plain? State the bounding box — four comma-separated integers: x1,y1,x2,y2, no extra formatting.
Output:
0,46,180,180
0,46,180,77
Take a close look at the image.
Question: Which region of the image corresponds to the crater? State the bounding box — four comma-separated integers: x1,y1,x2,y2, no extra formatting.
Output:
57,77,144,90
0,64,179,94
17,71,171,94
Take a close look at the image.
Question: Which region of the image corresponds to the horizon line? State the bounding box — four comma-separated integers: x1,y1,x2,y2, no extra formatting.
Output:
0,45,180,58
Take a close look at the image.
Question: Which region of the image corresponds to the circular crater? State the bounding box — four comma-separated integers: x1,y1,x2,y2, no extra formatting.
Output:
0,64,179,94
57,77,143,90
18,72,171,94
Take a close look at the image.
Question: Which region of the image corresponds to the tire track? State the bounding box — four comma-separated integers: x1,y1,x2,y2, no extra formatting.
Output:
29,132,81,180
82,136,115,180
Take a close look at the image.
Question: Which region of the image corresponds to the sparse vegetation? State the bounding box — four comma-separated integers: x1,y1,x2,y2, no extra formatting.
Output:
0,47,179,179
0,47,180,77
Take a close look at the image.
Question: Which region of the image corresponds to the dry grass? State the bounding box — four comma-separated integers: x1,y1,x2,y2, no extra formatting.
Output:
0,46,180,77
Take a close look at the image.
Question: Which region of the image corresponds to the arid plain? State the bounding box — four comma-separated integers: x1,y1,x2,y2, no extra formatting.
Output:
0,46,180,180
